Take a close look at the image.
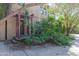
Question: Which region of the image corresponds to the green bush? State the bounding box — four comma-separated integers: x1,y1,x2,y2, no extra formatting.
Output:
50,32,73,46
32,34,49,44
21,15,74,46
21,36,32,45
0,4,9,19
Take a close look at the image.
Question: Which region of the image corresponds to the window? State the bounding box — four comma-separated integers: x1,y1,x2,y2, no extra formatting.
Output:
41,8,48,16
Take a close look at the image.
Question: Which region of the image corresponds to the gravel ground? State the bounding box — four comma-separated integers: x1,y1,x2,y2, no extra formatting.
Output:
0,34,79,56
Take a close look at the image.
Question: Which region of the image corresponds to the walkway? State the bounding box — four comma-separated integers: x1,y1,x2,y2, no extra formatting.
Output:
0,34,79,56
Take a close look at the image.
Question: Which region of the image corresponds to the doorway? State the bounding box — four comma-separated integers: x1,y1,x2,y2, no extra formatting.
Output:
5,20,7,40
20,20,24,36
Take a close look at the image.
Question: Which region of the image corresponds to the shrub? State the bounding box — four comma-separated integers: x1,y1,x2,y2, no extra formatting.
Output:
50,32,73,46
21,15,74,46
21,36,32,45
0,4,9,19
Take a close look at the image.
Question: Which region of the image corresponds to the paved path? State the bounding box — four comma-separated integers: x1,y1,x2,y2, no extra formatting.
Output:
0,34,79,56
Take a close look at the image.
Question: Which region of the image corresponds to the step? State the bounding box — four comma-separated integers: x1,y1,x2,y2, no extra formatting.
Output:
11,39,18,44
15,35,27,41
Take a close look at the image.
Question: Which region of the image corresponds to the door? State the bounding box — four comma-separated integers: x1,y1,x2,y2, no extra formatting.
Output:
5,20,7,40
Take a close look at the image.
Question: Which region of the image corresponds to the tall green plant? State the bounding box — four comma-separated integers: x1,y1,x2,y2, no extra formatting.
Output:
0,3,9,19
43,3,79,35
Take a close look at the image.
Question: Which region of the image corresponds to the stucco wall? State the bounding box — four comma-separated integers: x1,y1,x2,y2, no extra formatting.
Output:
0,16,16,40
7,17,16,40
27,5,48,22
0,21,5,40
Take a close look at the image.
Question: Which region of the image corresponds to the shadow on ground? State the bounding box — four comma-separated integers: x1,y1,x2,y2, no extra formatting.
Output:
0,34,79,56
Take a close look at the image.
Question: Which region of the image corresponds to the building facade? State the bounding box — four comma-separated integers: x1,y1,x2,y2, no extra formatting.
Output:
0,3,47,40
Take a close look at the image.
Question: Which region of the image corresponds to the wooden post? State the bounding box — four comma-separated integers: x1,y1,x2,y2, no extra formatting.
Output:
16,14,20,38
18,14,20,38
